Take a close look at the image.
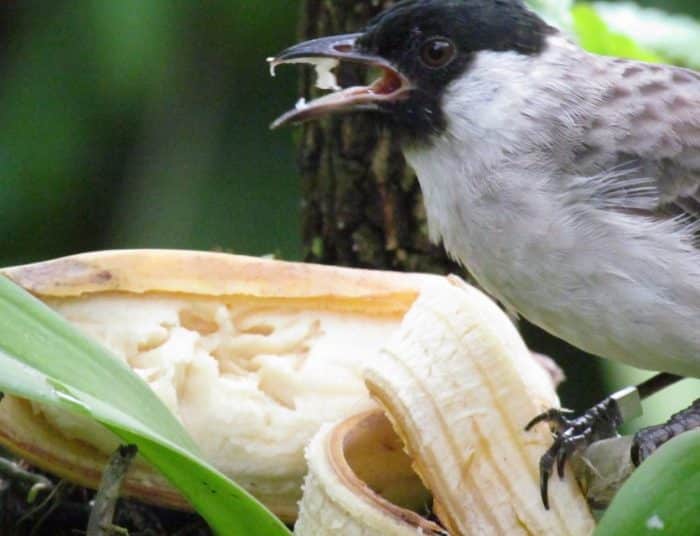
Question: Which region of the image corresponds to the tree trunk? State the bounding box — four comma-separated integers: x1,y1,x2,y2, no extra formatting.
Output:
297,0,458,274
296,0,605,408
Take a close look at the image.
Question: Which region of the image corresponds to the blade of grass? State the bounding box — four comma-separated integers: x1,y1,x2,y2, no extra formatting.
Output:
0,274,196,450
0,275,291,535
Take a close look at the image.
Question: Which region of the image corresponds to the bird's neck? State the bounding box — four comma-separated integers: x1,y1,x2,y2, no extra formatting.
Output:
401,36,606,298
402,34,607,242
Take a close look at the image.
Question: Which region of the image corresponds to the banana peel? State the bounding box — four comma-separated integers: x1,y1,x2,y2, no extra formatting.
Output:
295,409,446,535
0,250,595,532
363,276,595,534
297,276,595,534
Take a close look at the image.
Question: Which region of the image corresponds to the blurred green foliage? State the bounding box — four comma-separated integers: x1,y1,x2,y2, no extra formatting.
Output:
0,1,302,266
631,0,699,16
573,5,663,62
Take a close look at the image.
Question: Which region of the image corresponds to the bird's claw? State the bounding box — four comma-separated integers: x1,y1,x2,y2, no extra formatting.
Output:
631,398,700,466
525,398,623,509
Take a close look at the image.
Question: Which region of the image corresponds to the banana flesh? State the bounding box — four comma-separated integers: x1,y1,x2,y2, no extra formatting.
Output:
0,250,437,521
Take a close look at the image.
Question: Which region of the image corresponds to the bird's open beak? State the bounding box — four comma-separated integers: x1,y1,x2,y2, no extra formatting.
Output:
268,33,411,129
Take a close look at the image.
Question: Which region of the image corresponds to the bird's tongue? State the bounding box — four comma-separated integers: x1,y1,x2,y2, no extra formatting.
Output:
369,68,403,94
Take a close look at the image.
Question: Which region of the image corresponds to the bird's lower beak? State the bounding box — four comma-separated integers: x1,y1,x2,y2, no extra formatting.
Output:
268,33,411,129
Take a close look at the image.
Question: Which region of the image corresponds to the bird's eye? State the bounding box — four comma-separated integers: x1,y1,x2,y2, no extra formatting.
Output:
419,37,456,68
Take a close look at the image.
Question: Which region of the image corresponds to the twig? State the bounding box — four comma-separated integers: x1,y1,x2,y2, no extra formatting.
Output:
0,455,54,502
86,445,138,536
19,479,71,535
30,482,70,536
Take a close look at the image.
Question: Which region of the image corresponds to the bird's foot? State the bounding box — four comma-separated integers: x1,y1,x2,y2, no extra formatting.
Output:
525,394,631,509
631,398,700,465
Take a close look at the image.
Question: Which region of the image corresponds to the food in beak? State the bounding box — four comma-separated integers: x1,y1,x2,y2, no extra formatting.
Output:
269,57,341,91
268,35,410,129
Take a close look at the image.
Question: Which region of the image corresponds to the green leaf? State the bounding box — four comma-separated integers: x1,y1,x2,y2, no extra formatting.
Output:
572,4,663,63
0,275,291,536
596,430,700,536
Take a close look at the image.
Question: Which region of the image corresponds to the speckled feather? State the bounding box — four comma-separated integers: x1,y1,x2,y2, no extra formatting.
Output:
573,57,700,235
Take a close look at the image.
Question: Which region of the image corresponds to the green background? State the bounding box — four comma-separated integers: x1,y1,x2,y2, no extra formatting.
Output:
0,1,302,265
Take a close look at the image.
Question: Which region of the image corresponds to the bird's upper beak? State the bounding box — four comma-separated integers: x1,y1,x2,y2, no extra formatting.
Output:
268,33,411,129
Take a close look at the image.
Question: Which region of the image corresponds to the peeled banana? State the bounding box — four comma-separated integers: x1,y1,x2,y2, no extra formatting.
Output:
0,250,596,533
0,250,436,521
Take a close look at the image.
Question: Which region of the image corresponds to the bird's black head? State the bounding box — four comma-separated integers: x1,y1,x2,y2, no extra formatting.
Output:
270,0,554,141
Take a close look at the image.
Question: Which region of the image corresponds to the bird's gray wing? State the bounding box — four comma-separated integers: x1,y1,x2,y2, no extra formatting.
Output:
574,58,700,236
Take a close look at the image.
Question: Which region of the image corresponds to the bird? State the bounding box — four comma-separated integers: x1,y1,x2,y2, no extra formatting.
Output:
269,0,700,508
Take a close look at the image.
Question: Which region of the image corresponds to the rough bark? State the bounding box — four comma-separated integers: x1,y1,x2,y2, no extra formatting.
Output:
297,0,605,407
